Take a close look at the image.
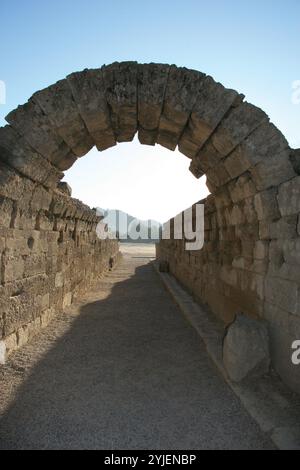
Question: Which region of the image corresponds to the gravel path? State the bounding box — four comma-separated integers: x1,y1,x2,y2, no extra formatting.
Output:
0,244,275,449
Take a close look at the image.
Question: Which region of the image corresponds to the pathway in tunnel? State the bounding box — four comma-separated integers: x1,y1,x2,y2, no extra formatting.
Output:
0,244,275,450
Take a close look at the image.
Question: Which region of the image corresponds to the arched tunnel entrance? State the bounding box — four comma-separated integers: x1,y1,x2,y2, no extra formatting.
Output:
0,62,299,395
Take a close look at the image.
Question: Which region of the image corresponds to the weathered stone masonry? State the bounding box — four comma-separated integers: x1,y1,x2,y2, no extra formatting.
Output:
0,164,119,362
0,62,299,394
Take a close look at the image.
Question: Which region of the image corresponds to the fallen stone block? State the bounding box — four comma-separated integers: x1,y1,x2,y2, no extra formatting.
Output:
223,314,270,382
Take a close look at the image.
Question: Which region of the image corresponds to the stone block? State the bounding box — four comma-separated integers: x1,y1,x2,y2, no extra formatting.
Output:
265,276,299,315
137,63,170,145
211,102,268,157
206,162,231,188
254,188,280,221
178,76,238,158
253,240,269,260
0,126,64,186
102,61,138,142
17,325,29,348
67,68,116,151
0,340,6,364
0,161,36,202
269,215,298,240
24,253,46,277
5,99,73,165
36,293,50,311
278,176,300,217
224,146,250,179
30,186,52,212
41,308,55,328
0,196,13,228
250,153,295,191
2,254,25,283
157,66,205,151
4,332,18,355
63,292,72,309
281,238,300,266
223,314,270,382
32,79,94,157
235,222,259,241
228,173,256,203
55,272,64,288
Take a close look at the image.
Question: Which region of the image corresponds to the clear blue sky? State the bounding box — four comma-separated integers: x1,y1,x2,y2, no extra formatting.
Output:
0,0,299,221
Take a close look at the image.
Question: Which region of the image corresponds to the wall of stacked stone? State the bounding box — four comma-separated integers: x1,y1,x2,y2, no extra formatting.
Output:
158,167,300,394
0,161,119,362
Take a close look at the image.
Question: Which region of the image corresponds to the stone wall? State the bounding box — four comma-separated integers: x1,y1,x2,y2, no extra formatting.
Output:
157,175,300,394
0,160,119,362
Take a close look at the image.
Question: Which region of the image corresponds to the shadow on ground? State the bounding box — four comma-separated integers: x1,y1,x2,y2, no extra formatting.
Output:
0,260,275,450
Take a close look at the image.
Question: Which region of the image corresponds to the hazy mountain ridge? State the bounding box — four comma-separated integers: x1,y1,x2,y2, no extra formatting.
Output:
96,208,162,243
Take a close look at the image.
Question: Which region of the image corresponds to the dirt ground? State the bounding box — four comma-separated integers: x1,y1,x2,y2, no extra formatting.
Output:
0,244,274,449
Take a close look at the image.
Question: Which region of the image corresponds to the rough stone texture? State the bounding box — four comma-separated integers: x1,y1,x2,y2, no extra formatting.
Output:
102,62,138,142
0,166,119,360
5,99,73,166
0,61,299,395
0,126,63,187
67,68,116,151
137,63,170,145
158,191,300,394
32,79,94,158
157,66,205,151
179,77,240,158
57,181,72,196
278,176,300,217
223,314,270,382
211,102,268,157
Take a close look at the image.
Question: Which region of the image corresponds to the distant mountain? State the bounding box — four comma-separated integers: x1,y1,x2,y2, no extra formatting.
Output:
95,208,162,244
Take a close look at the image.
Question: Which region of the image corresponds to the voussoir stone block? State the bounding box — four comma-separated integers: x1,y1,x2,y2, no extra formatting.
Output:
206,162,231,188
0,126,63,186
102,61,138,142
223,314,270,382
224,146,251,179
224,123,295,190
157,66,205,151
32,79,94,158
179,76,240,158
67,68,116,151
189,140,223,179
211,102,268,157
137,63,170,145
5,98,73,165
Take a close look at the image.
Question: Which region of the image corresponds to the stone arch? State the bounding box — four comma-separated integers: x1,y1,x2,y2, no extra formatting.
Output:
0,62,299,393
